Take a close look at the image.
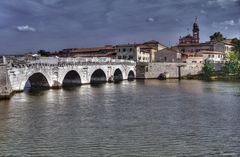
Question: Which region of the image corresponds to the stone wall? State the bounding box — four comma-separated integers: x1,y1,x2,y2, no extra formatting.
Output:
138,62,203,79
0,65,13,99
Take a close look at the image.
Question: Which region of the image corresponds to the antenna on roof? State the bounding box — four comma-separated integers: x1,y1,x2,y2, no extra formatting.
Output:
195,16,198,23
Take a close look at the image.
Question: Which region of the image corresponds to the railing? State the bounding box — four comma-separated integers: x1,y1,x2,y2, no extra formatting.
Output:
9,57,136,68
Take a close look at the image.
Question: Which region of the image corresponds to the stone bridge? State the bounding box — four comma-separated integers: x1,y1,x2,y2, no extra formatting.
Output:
0,57,136,99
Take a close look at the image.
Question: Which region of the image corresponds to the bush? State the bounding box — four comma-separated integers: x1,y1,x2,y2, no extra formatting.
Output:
222,52,240,74
202,61,214,77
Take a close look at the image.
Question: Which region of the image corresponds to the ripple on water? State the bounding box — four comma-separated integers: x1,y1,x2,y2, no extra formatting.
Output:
0,80,240,156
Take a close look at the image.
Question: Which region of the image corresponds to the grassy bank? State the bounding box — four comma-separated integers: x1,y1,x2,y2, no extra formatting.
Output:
184,73,240,81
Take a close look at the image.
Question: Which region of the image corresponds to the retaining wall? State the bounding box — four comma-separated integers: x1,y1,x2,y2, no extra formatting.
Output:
138,63,203,79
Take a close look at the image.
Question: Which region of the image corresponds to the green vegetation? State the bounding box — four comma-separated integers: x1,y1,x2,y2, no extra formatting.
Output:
202,61,214,77
199,37,240,80
222,52,239,74
223,38,240,74
210,32,225,42
232,38,240,56
37,50,50,57
222,39,240,75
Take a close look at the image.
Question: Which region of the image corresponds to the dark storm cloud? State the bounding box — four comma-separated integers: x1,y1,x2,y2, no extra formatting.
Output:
0,0,239,54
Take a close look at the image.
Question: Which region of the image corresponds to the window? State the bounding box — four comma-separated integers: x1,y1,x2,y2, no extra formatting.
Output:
218,55,220,58
208,54,211,58
212,55,214,58
123,48,126,52
118,56,122,59
129,48,132,52
123,55,126,59
118,49,121,52
129,55,133,59
164,57,167,62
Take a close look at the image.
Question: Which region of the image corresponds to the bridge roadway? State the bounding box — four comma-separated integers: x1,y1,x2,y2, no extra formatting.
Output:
0,57,136,98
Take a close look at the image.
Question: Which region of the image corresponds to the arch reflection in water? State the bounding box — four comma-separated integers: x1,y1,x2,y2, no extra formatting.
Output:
62,70,82,87
113,68,123,82
90,69,107,84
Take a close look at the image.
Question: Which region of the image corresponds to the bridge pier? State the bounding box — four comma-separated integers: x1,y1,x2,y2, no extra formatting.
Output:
0,65,13,99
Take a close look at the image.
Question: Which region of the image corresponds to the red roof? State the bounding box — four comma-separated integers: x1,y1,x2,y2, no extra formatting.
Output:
181,52,203,57
199,51,224,55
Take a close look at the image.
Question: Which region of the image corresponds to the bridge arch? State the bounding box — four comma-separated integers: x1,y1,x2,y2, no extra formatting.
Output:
128,70,135,80
113,68,123,82
24,72,50,89
90,69,107,84
62,70,81,87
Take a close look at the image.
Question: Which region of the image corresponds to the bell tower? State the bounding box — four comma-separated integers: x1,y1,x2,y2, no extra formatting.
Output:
192,18,200,43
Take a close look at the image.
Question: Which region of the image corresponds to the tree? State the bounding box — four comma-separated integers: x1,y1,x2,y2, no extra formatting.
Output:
231,38,240,45
222,52,240,74
37,50,50,57
210,32,225,42
202,61,214,77
232,38,240,58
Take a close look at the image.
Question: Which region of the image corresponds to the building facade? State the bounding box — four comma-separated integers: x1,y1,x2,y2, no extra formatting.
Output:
181,51,225,64
201,51,225,63
213,40,235,56
142,40,167,62
116,44,150,63
116,40,167,63
155,48,181,63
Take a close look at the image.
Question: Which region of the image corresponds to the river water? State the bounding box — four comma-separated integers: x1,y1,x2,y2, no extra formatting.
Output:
0,80,240,157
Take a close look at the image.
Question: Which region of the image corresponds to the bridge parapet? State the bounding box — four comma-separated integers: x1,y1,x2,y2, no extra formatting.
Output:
8,57,136,68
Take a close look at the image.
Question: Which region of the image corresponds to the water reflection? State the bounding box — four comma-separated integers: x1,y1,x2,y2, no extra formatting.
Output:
0,80,240,156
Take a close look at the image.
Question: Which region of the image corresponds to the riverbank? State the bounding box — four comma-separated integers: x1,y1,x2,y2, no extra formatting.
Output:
183,73,240,81
0,91,14,100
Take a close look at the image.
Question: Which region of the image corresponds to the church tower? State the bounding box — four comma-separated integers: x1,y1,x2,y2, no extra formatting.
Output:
192,18,200,44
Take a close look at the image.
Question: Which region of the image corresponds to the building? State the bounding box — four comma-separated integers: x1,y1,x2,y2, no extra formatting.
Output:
155,48,181,62
174,19,214,53
58,45,116,58
181,51,225,64
142,40,167,62
116,44,150,62
201,51,225,63
181,52,203,64
116,40,167,63
179,19,200,45
213,39,235,56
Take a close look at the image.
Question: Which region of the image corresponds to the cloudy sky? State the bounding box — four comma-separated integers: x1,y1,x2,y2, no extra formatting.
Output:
0,0,240,54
